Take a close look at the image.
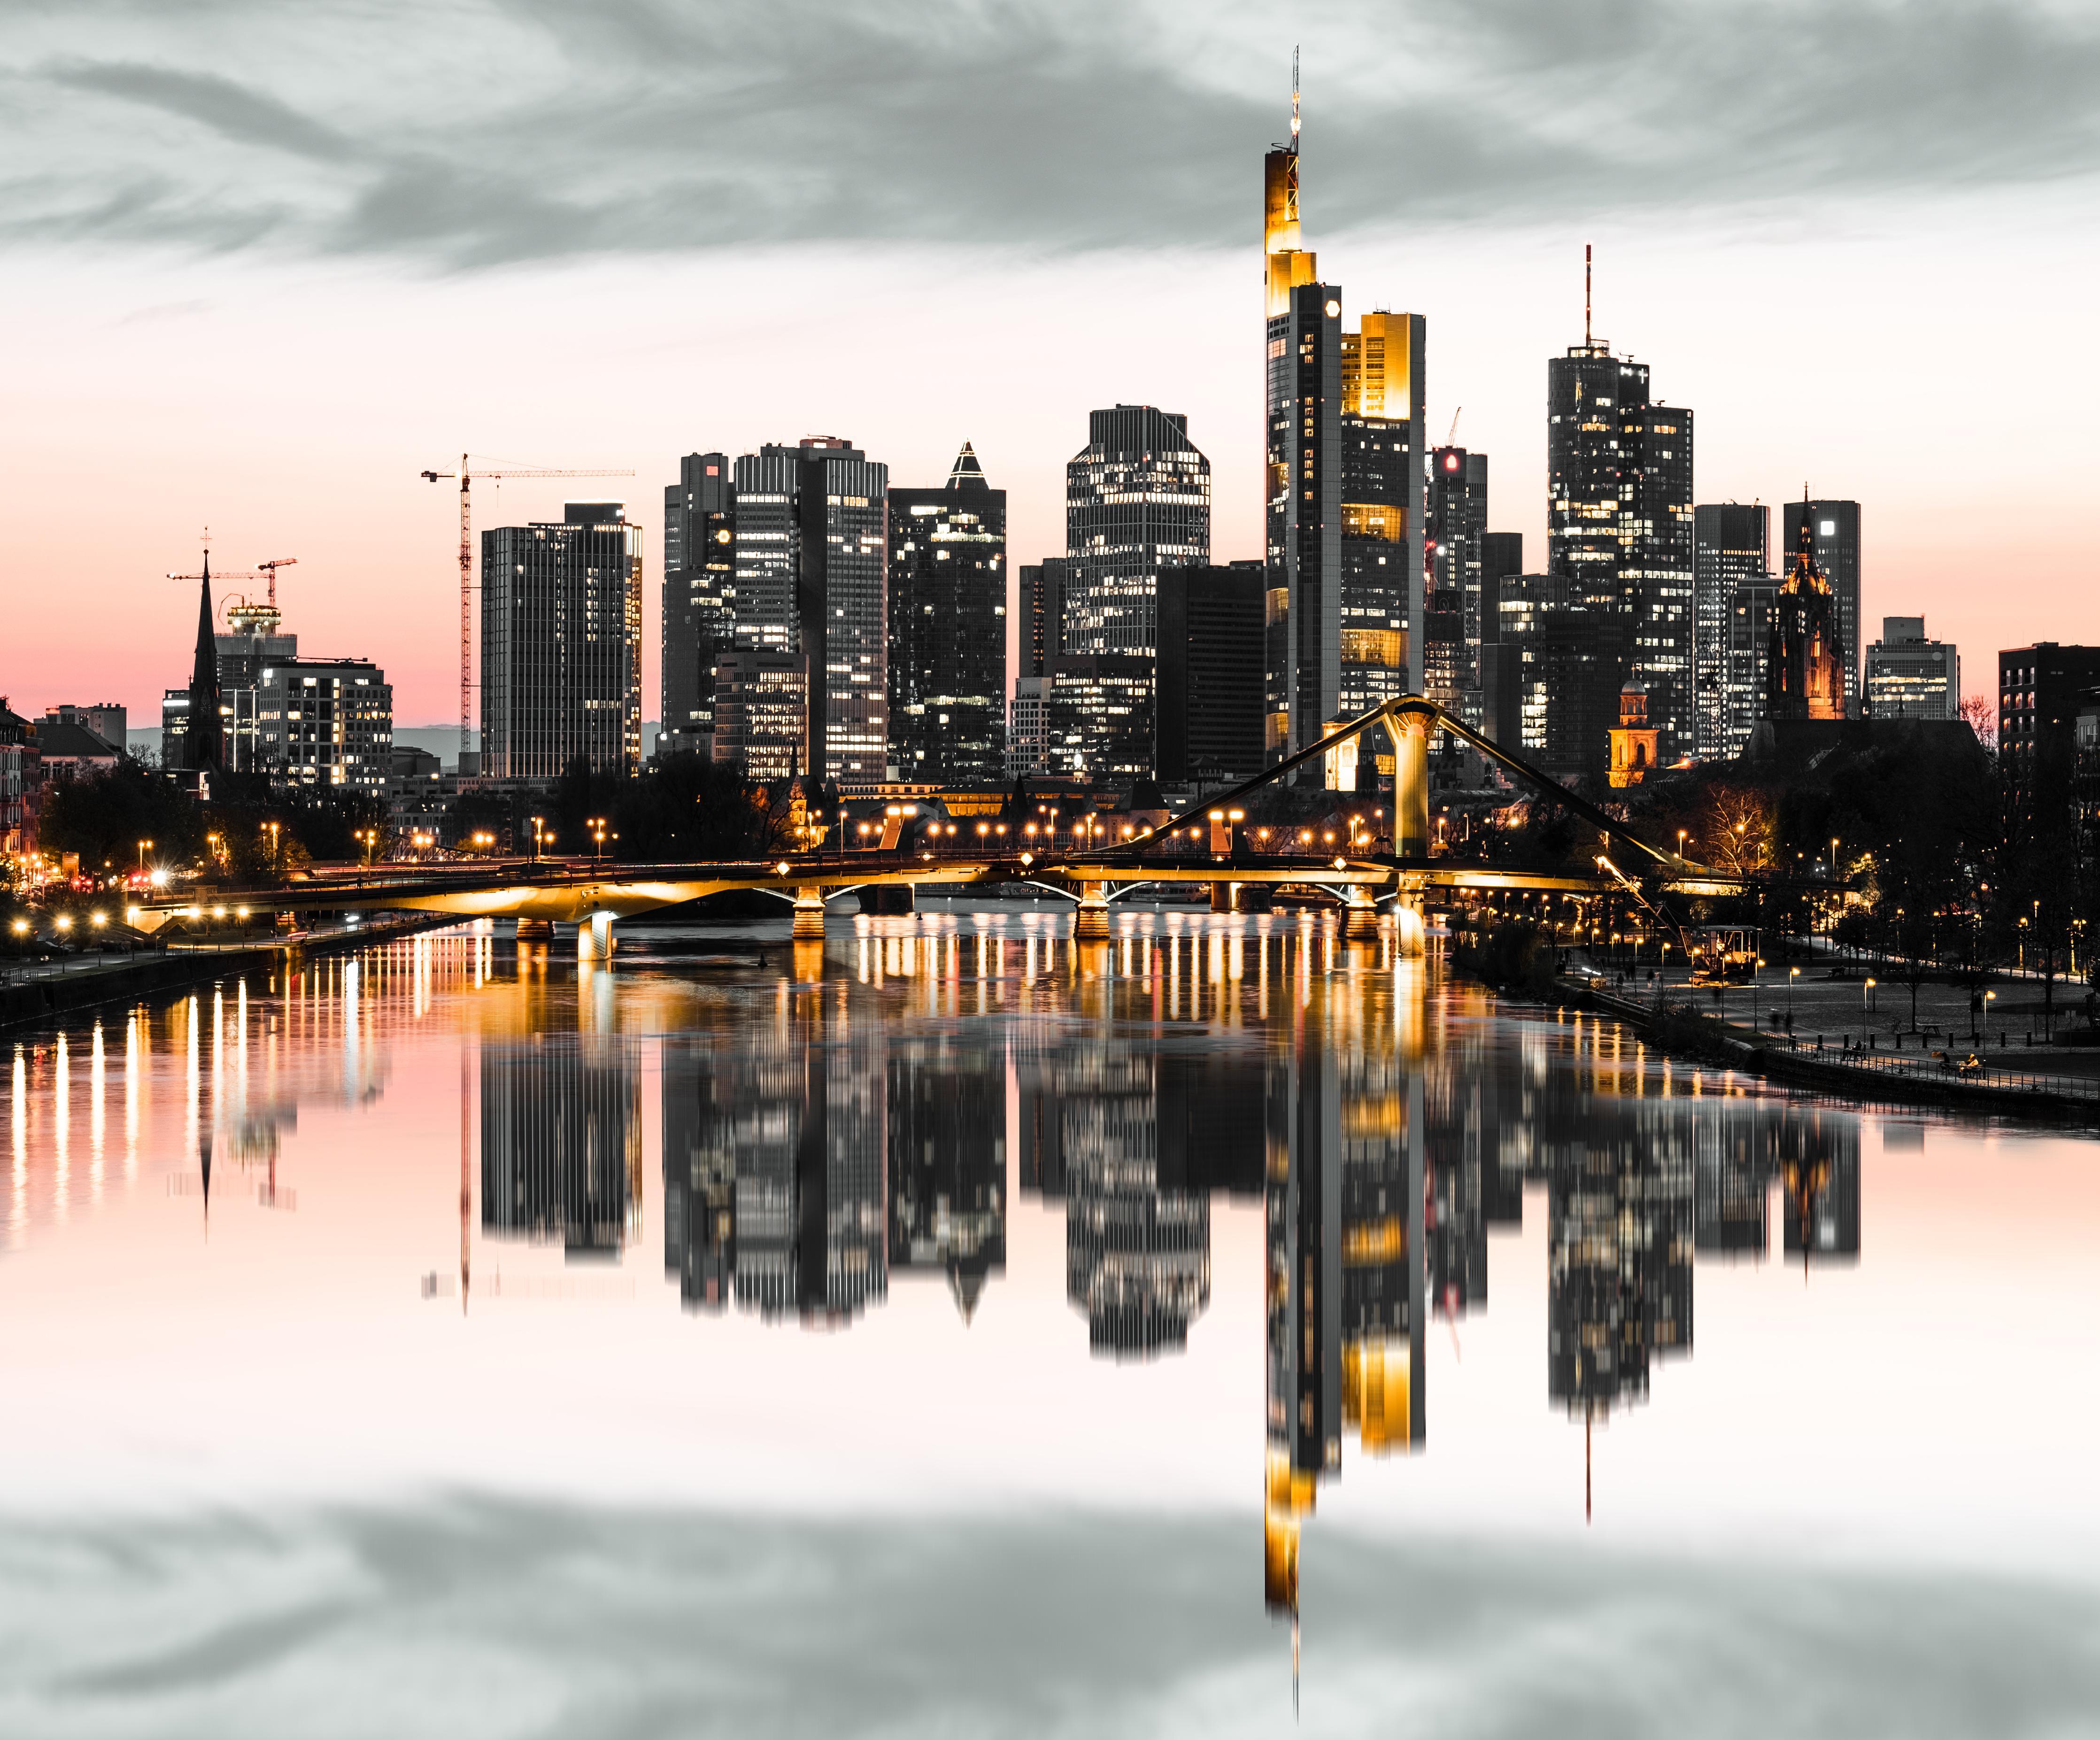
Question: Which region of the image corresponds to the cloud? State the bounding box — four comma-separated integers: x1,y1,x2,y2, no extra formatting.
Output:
4,1502,2100,1737
2,0,2098,267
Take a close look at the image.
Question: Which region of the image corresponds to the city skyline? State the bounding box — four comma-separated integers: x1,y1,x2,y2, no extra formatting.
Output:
5,6,2098,725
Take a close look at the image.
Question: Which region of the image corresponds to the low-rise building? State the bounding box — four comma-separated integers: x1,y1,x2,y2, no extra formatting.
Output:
1865,617,1960,721
0,701,39,857
32,719,120,783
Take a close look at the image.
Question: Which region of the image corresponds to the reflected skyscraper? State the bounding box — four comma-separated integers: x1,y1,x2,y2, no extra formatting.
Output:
1780,1114,1861,1265
888,1041,1007,1321
482,1036,641,1259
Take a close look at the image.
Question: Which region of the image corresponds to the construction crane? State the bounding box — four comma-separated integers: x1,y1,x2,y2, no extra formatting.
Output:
255,557,297,609
1446,407,1462,448
420,457,635,765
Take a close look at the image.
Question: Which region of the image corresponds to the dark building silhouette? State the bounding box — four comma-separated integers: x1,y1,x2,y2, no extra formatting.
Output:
1693,503,1770,759
1156,562,1267,785
887,1043,1006,1321
483,1037,641,1259
1017,558,1070,677
888,443,1007,782
1766,507,1847,723
1694,1107,1774,1259
1490,574,1619,778
1999,643,2100,786
1782,499,1861,713
184,559,222,774
1426,445,1487,707
661,452,735,759
481,503,644,779
663,1037,738,1309
1474,531,1524,742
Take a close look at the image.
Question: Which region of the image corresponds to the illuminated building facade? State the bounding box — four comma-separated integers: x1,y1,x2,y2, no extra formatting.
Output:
1007,675,1050,776
1045,655,1154,780
1490,574,1618,777
1546,324,1695,760
1607,681,1659,787
1064,405,1211,660
1723,575,1779,758
887,443,1007,784
1156,562,1267,785
255,657,394,797
661,451,735,758
1766,509,1847,722
1266,101,1426,762
1865,617,1960,721
1782,499,1861,712
481,503,644,780
1693,502,1769,758
711,650,807,785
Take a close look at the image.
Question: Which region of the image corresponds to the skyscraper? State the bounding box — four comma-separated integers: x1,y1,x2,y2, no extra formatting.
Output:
1782,499,1861,712
661,452,734,759
1155,562,1267,785
1722,576,1780,758
1017,559,1068,679
1426,445,1487,706
481,503,643,780
1546,268,1694,761
1693,503,1769,758
1268,109,1426,761
1064,405,1211,660
887,442,1007,784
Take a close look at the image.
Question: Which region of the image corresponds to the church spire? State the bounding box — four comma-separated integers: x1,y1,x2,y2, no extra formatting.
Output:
186,543,222,773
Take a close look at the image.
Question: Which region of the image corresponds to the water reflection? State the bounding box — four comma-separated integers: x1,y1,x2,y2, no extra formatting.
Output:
2,915,1895,1632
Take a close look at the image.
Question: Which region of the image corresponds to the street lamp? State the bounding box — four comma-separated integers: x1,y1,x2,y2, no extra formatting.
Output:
136,839,152,874
588,817,608,863
1864,976,1876,1016
265,821,280,878
531,816,545,862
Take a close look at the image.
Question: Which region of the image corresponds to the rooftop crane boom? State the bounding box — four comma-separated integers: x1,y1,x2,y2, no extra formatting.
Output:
420,457,634,766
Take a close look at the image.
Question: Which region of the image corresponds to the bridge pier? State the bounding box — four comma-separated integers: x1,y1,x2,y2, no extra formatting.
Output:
1343,886,1382,942
578,910,615,960
1073,884,1111,940
516,918,554,942
1393,706,1432,858
1394,888,1426,959
791,886,828,940
1210,882,1239,914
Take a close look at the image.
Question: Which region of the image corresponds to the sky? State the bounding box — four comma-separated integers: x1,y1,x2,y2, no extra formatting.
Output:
5,0,2100,729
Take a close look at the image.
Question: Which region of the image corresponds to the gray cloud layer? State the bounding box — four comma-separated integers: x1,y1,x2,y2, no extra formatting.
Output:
5,0,2100,266
4,1503,2100,1736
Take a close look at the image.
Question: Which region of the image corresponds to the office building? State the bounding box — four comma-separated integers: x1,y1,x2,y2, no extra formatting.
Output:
661,452,735,758
1693,503,1770,758
1546,296,1695,759
1017,559,1069,678
1488,574,1618,779
1339,314,1428,713
255,657,394,797
1473,531,1524,737
1007,676,1050,777
1045,655,1154,780
1156,562,1266,785
1427,446,1488,704
481,503,643,781
2000,643,2100,782
1266,106,1426,761
1866,618,1960,721
1782,499,1861,711
888,442,1007,784
1766,510,1846,723
711,649,807,785
1722,575,1779,758
1065,406,1210,660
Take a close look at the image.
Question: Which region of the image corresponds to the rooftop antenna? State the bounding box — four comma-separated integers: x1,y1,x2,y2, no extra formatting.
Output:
1291,46,1300,153
1585,243,1592,345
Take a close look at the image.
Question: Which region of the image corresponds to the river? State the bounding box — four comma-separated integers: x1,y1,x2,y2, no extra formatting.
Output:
3,907,2098,1737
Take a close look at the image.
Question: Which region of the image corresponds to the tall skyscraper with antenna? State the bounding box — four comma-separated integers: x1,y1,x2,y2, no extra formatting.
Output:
1546,248,1695,763
1265,61,1425,765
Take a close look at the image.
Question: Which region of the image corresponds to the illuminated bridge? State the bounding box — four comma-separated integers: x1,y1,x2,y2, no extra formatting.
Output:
133,698,1763,955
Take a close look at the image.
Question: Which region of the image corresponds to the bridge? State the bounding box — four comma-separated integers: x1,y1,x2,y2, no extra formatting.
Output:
132,697,1768,956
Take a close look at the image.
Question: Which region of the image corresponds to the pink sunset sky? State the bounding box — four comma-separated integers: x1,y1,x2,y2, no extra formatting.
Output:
4,0,2098,731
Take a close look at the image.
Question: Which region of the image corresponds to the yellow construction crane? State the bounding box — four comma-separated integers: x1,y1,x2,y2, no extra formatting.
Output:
420,457,634,764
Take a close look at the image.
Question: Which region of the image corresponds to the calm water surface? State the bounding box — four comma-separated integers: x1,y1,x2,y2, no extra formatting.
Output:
4,907,2099,1738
